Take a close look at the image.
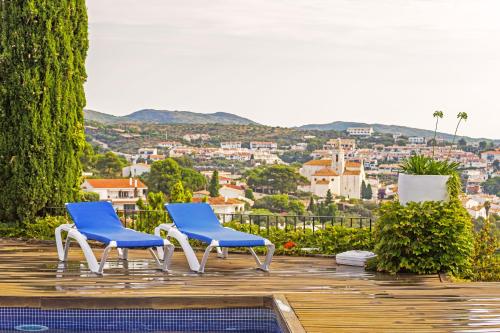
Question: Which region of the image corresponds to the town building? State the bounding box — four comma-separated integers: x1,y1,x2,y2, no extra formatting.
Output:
220,141,242,149
138,148,158,158
324,138,356,151
192,197,245,218
250,141,278,150
408,136,426,144
182,133,211,142
81,178,147,210
299,139,365,198
122,163,151,177
481,149,500,162
156,141,181,149
346,127,373,136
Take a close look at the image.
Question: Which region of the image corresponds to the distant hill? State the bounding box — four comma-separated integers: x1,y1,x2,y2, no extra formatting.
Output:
298,121,495,142
84,109,258,125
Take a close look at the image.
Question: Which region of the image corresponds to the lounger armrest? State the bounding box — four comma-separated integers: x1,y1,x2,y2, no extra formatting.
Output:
154,223,175,235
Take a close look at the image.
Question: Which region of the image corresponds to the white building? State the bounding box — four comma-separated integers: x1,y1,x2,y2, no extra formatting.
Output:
157,141,181,149
408,136,426,144
481,150,500,162
252,151,283,165
299,140,365,198
250,141,278,150
81,178,147,210
122,164,151,177
220,141,242,149
138,148,158,158
182,133,211,142
192,196,246,219
347,127,373,136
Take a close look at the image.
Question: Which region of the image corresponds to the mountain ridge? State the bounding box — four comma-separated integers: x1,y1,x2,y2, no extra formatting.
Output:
84,109,258,125
84,109,497,142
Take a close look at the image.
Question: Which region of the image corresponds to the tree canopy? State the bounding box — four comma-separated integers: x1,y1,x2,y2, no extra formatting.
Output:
144,158,205,199
0,1,88,221
246,165,308,194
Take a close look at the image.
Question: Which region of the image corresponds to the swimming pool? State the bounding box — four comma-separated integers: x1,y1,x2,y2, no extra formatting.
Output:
0,307,284,332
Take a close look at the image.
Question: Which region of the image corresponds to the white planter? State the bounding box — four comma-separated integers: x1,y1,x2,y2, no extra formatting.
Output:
398,173,449,205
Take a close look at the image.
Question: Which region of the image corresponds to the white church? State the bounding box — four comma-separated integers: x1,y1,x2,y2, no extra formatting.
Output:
299,139,365,199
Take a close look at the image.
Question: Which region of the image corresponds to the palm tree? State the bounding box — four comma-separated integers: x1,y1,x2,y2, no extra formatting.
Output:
448,112,468,158
484,200,491,218
432,110,444,157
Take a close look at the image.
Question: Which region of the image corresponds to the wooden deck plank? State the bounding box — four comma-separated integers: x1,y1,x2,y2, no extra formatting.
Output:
0,239,499,332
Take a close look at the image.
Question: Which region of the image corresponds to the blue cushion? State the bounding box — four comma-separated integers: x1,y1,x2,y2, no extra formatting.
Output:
166,203,266,247
66,202,164,248
80,228,165,248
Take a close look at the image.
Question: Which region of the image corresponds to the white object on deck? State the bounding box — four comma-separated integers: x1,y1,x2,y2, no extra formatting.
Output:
335,250,376,267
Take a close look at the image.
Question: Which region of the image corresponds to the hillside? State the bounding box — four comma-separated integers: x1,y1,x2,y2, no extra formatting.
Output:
298,121,495,142
84,109,258,125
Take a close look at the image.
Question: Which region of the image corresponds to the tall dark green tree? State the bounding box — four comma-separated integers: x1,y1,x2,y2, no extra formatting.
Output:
325,189,333,205
365,184,373,200
208,170,220,197
0,1,88,222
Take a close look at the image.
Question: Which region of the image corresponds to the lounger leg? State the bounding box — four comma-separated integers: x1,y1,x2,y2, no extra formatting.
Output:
156,224,201,272
60,229,101,274
118,248,128,260
162,243,175,271
55,224,74,261
216,247,229,259
199,241,218,273
63,235,71,261
249,242,275,272
97,244,114,274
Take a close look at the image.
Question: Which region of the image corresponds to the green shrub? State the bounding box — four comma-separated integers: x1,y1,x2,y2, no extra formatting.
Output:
224,221,373,255
0,222,26,238
80,192,100,202
470,217,500,281
374,200,474,276
25,216,69,240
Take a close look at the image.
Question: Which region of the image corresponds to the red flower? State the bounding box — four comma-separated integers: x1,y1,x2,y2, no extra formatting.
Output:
283,241,296,249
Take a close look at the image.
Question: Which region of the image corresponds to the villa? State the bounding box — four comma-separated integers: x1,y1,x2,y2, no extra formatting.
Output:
81,178,147,210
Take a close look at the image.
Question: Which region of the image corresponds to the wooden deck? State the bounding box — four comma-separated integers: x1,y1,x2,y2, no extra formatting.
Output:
0,239,499,332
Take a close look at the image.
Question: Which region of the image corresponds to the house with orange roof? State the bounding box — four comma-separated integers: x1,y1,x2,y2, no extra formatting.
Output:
81,178,147,210
192,197,245,218
299,139,365,199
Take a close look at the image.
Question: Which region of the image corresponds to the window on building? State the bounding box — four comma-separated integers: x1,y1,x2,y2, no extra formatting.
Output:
118,191,129,198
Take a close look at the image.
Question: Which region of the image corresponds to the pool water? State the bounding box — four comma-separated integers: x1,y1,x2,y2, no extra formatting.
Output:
0,307,283,333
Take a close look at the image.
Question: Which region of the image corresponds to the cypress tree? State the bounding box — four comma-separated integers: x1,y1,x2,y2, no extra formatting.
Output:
208,170,220,197
361,180,367,199
0,1,88,222
325,189,333,205
366,184,373,200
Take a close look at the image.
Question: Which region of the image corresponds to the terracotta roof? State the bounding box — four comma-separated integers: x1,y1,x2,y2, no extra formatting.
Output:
345,161,361,168
149,154,165,159
315,180,330,185
343,170,361,176
313,168,338,176
192,197,244,205
304,159,332,166
85,179,147,189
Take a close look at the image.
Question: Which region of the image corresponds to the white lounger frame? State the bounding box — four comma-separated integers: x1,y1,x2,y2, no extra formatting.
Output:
55,223,174,274
154,223,275,273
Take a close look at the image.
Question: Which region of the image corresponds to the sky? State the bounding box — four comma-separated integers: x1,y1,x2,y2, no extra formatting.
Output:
85,0,500,139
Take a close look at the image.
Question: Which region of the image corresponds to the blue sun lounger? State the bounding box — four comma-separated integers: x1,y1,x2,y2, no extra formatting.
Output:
55,202,174,274
155,203,275,273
